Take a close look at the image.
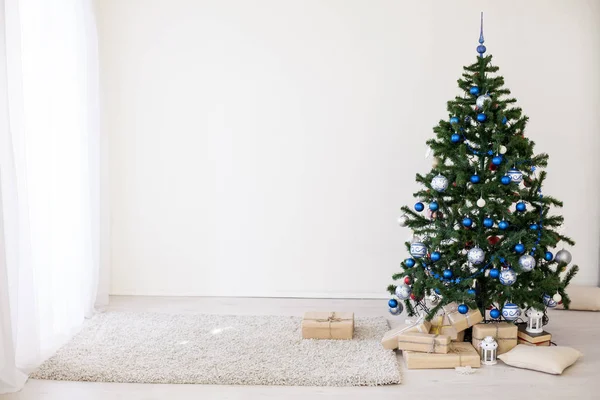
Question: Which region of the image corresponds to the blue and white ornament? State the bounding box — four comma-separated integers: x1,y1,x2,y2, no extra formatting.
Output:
499,268,517,286
410,242,427,259
431,174,449,192
395,284,411,300
502,303,521,321
543,294,558,308
518,254,536,272
506,168,523,184
389,302,404,315
467,247,485,265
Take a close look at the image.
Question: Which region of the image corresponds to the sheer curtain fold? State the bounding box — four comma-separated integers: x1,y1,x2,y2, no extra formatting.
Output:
0,0,103,393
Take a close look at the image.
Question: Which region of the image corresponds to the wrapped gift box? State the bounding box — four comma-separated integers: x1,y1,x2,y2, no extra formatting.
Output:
397,332,451,354
442,303,483,333
381,320,432,350
301,312,354,339
518,338,551,346
517,324,551,345
430,315,465,341
403,342,481,369
472,322,518,355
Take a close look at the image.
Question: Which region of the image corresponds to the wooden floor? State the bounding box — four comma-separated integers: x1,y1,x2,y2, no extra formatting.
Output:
4,296,600,400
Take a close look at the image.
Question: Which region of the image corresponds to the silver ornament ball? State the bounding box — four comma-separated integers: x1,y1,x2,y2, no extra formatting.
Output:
397,214,409,227
476,94,492,108
467,247,485,265
395,284,411,300
518,254,536,272
555,249,572,265
477,198,486,208
389,302,404,315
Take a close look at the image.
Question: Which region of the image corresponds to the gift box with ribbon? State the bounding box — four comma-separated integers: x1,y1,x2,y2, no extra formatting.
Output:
397,332,451,354
430,315,465,342
472,322,518,355
301,312,354,339
403,342,481,369
381,316,432,350
442,302,484,333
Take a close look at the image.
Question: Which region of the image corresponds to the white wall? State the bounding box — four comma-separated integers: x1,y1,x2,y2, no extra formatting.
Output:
97,0,600,297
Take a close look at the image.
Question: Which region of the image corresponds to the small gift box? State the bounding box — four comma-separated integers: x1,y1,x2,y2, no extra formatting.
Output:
442,302,483,333
301,312,354,340
430,315,464,341
517,324,551,345
472,322,518,355
397,332,451,354
403,342,481,369
381,319,432,350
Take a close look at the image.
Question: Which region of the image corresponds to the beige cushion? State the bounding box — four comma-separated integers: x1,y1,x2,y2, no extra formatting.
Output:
498,344,582,375
556,285,600,311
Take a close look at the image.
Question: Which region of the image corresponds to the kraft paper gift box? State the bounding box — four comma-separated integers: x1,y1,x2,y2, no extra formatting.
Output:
301,312,354,340
381,320,432,350
518,338,551,346
430,315,464,341
472,322,518,355
397,332,451,354
403,342,481,369
442,303,484,333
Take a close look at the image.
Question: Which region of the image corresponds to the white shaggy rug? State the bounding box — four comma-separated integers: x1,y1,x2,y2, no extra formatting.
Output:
31,312,400,386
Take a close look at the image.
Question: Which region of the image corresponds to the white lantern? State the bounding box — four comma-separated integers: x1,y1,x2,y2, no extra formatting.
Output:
526,308,544,334
479,336,498,365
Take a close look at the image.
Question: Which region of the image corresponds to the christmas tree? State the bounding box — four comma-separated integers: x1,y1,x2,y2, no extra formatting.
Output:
387,14,578,324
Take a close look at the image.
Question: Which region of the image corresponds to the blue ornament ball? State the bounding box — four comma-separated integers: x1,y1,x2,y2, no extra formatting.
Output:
498,220,509,230
429,202,439,211
430,251,441,262
516,202,526,212
462,217,473,227
492,155,503,165
489,268,500,279
530,224,539,230
467,289,476,295
405,258,416,268
490,309,501,319
477,44,486,54
434,288,441,295
502,116,508,125
442,269,453,279
450,117,460,124
470,175,480,184
451,133,461,143
458,304,469,314
470,86,480,95
476,113,487,122
545,251,554,261
514,243,525,254
483,218,494,228
501,176,511,185
414,202,424,212
388,299,398,308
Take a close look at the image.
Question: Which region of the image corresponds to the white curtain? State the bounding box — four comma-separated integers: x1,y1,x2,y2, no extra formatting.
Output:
0,0,102,393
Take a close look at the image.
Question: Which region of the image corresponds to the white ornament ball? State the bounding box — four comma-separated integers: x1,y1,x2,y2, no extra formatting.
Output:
431,174,449,192
397,214,409,227
467,247,485,265
477,198,486,208
499,145,507,155
506,168,523,184
502,303,521,321
518,254,536,272
543,294,557,308
395,284,411,300
555,249,572,265
499,268,517,286
476,94,492,108
410,242,428,259
553,293,563,303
